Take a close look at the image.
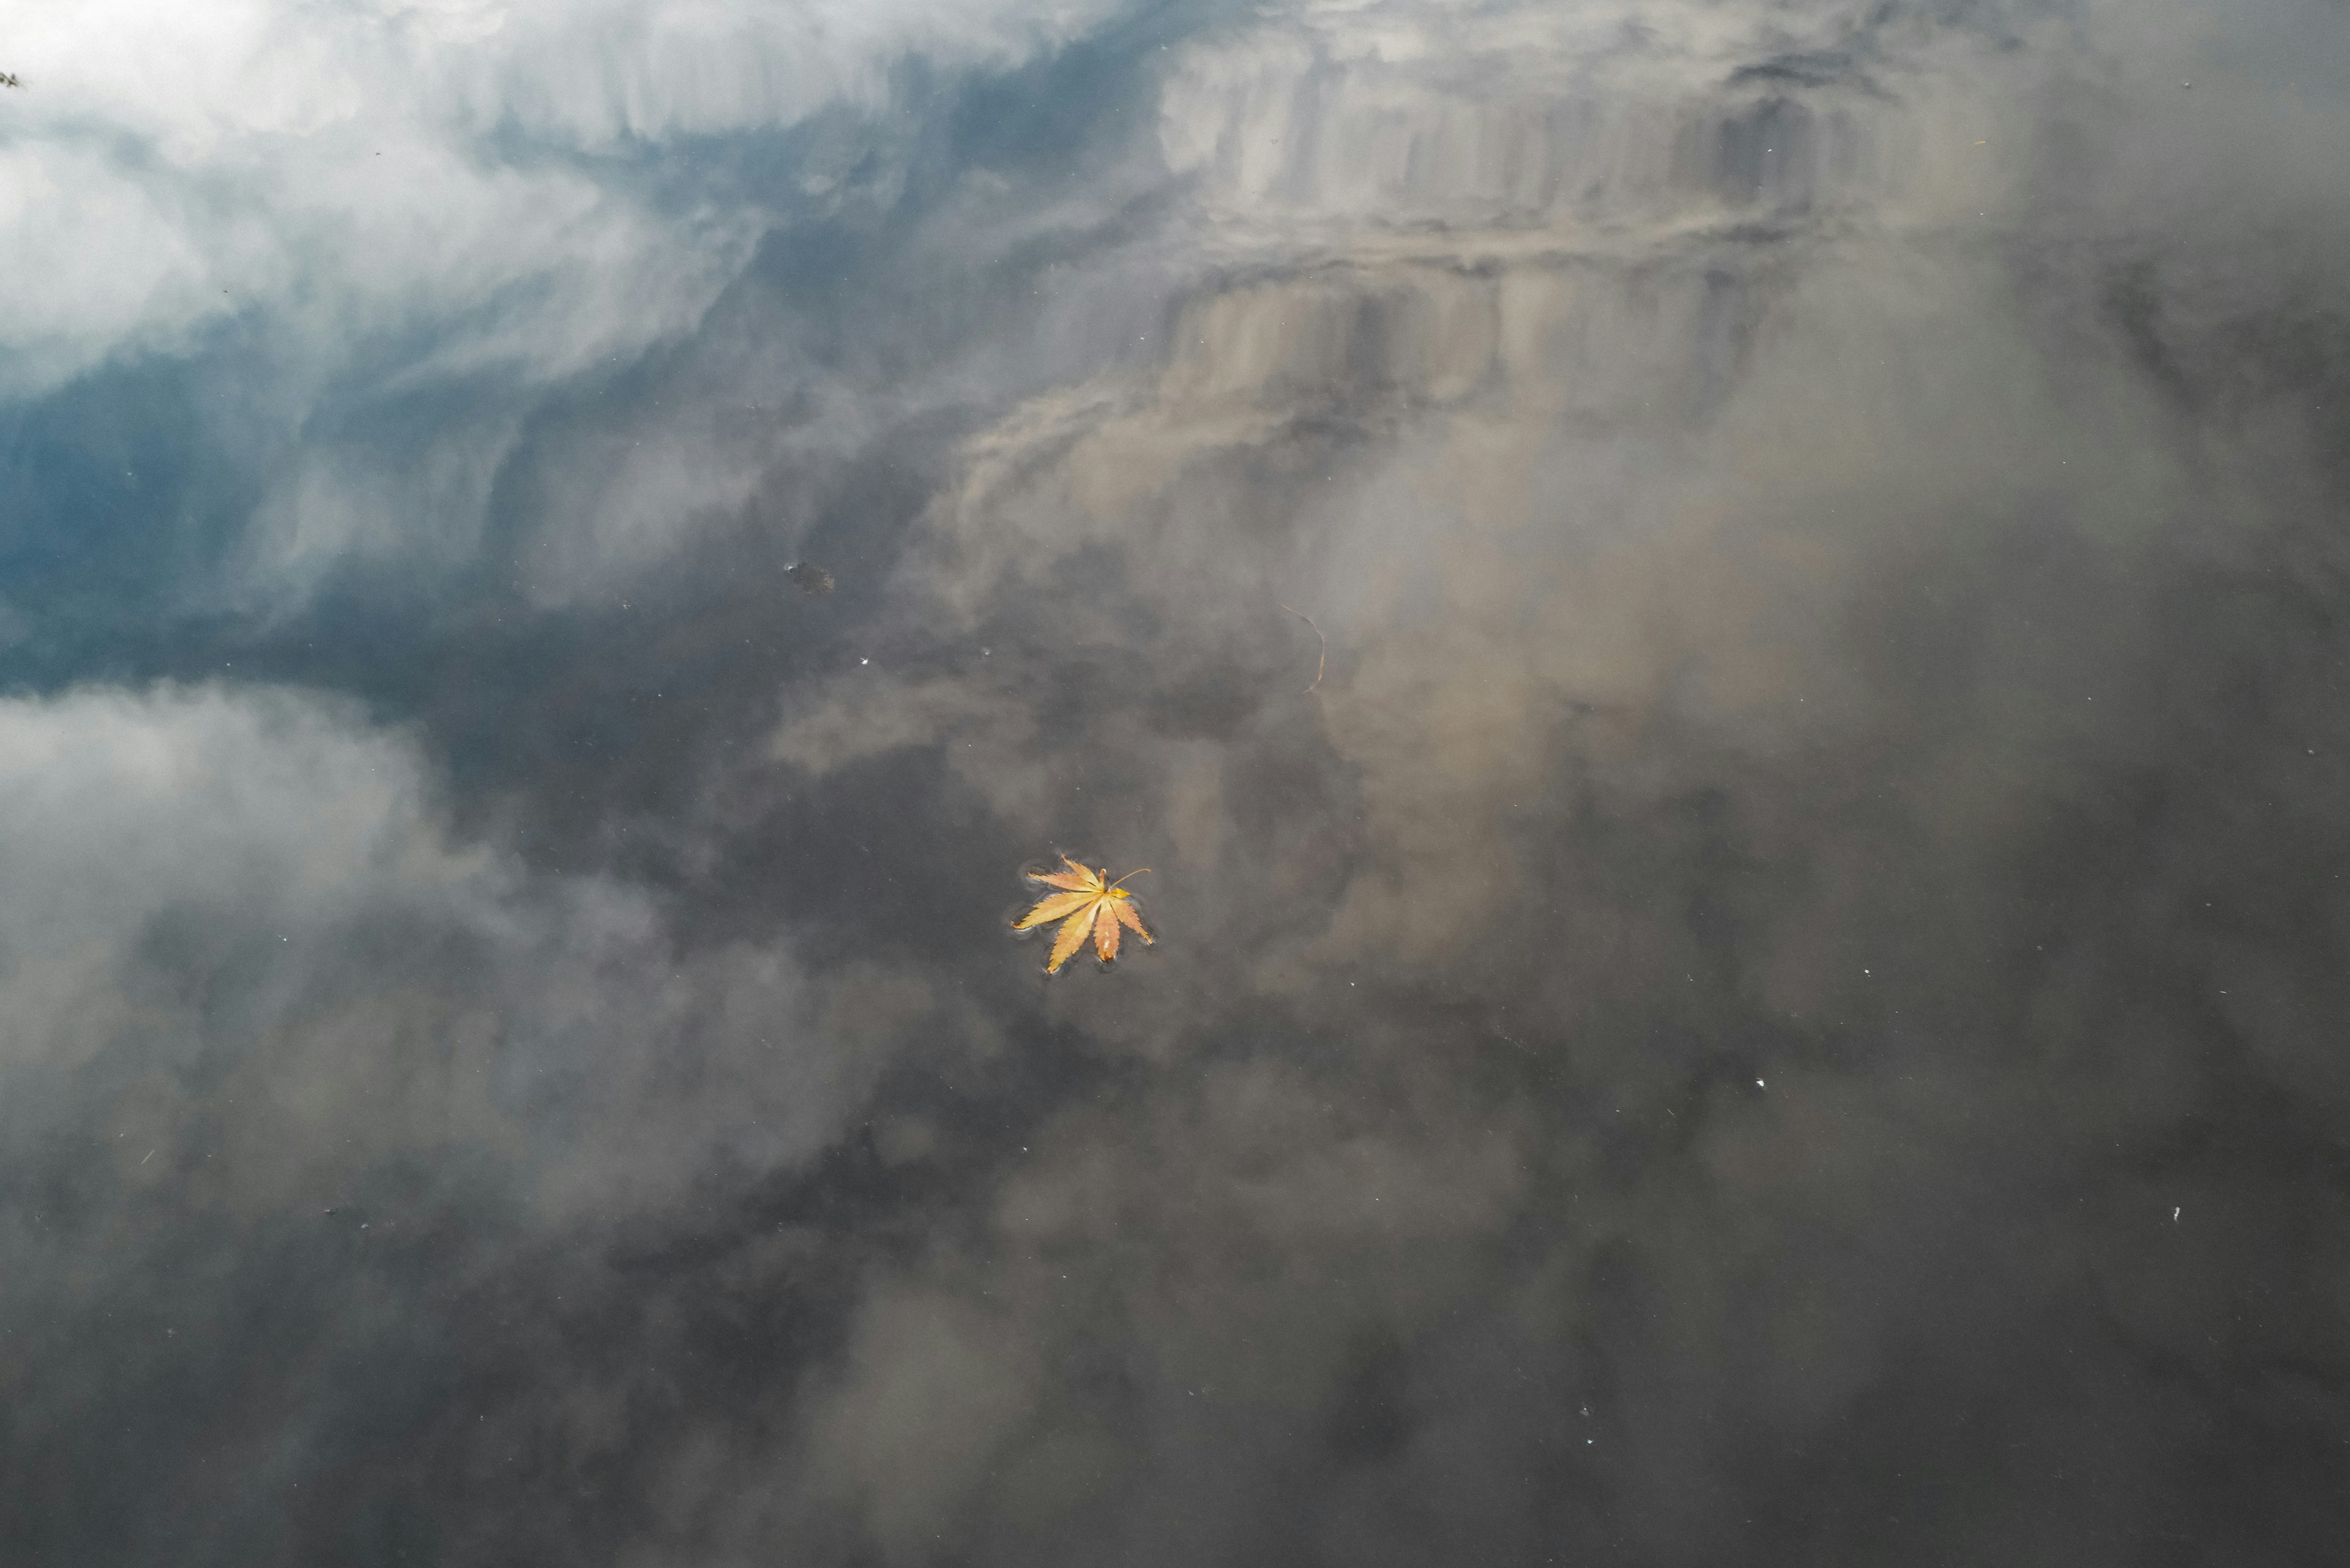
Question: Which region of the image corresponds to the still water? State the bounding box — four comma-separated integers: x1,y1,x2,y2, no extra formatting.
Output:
4,1,2348,1562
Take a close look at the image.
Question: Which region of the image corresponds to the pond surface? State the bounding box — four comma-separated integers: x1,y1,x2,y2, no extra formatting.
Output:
4,2,2349,1563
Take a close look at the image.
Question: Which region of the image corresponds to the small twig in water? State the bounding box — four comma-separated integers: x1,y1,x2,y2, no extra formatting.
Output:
1281,605,1325,693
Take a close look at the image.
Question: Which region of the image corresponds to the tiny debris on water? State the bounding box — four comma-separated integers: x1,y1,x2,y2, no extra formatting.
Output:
786,562,835,595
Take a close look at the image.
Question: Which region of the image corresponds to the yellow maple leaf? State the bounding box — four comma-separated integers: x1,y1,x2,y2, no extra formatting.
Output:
1012,856,1153,973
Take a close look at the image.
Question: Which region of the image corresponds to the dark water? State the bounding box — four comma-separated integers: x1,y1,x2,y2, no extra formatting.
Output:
4,2,2349,1562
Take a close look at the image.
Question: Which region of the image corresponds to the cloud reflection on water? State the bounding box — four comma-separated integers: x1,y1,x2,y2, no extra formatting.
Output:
4,1,2350,1563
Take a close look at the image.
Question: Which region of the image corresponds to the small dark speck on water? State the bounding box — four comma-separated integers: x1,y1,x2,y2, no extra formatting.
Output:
787,562,835,595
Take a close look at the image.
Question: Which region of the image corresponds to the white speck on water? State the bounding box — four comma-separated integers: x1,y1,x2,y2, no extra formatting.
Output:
1756,1078,1766,1088
2174,1207,2181,1221
860,657,869,665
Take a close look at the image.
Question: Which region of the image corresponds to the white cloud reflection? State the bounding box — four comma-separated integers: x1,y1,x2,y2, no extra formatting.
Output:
6,0,2350,1562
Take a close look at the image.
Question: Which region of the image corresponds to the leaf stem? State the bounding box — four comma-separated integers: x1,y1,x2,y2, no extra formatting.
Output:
1281,605,1326,693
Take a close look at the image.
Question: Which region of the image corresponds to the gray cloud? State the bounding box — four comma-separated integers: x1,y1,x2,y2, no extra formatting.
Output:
0,683,928,1220
8,0,2350,1563
739,1,2350,1562
0,685,949,1563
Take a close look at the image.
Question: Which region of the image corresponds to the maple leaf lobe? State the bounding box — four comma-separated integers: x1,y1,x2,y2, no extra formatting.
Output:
1048,902,1099,971
1111,898,1151,943
1014,889,1096,930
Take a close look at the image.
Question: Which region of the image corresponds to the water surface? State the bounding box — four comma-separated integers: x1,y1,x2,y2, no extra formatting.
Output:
4,2,2349,1562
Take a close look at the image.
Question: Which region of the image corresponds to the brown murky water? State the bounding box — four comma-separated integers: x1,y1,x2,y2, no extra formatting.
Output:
3,2,2348,1563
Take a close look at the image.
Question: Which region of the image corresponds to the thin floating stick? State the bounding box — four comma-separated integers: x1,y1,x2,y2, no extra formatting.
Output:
1281,605,1326,693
